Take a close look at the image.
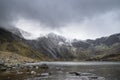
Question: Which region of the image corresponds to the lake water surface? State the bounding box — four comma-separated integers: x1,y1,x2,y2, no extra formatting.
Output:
25,62,120,80
1,62,120,80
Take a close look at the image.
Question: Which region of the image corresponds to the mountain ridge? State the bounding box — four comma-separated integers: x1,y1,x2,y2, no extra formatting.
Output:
0,27,120,62
0,27,51,65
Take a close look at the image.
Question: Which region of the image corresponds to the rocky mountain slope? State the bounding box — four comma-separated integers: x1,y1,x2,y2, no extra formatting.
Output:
0,27,50,65
26,32,120,61
0,27,120,62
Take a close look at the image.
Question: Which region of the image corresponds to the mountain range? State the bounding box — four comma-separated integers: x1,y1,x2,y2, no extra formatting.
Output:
0,27,120,64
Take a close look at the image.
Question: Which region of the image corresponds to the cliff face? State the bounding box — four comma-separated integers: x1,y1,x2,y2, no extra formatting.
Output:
26,32,120,61
0,27,120,62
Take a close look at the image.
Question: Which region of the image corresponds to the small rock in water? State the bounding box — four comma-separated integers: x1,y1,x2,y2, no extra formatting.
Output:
0,63,7,71
88,76,105,80
88,76,98,79
41,73,49,76
40,64,49,69
81,73,95,76
17,71,23,75
68,72,82,76
35,66,39,69
80,76,89,80
68,72,105,80
98,77,105,80
56,67,64,71
31,71,36,75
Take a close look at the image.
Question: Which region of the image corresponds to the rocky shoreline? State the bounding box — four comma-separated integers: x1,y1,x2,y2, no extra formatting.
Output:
0,61,49,80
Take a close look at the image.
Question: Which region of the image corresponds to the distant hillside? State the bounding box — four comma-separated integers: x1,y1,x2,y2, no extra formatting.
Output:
0,27,120,62
0,27,50,65
26,32,120,61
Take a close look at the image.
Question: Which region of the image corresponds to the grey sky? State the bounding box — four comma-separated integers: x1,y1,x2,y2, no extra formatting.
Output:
0,0,120,39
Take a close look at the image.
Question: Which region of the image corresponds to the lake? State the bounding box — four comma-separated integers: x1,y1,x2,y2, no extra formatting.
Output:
1,62,120,80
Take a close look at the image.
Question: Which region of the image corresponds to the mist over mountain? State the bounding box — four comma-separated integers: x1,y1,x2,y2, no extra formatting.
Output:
0,0,120,40
0,27,120,62
0,27,51,65
0,0,120,63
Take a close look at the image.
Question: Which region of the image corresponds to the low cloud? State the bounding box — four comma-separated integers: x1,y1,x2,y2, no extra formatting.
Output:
0,0,120,39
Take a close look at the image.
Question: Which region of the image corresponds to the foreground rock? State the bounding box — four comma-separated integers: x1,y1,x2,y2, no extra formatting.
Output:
0,63,7,72
67,72,105,80
24,71,105,80
0,59,7,72
0,63,50,80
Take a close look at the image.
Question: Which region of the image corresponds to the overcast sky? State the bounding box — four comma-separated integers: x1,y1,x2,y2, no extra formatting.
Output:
0,0,120,40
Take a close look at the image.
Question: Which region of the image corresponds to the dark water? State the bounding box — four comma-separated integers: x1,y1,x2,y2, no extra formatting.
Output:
25,62,120,80
1,62,120,80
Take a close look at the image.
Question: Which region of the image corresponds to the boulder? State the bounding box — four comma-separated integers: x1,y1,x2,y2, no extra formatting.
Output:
41,73,49,76
31,71,36,75
40,64,49,69
0,64,7,71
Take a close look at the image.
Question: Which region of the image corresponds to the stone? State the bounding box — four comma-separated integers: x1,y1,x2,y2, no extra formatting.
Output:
55,67,64,72
88,76,98,79
69,72,82,76
0,63,7,72
81,73,95,76
41,73,49,76
31,71,36,75
40,64,49,69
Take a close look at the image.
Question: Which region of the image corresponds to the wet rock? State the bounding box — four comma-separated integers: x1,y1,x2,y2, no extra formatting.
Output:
16,71,23,75
41,73,49,76
56,67,64,71
98,77,105,80
40,64,49,69
35,66,39,69
0,61,7,71
0,59,4,63
68,72,105,80
31,71,36,75
87,76,105,80
80,76,89,80
0,66,7,71
68,72,96,77
88,76,98,79
68,72,82,76
81,73,96,76
11,66,16,70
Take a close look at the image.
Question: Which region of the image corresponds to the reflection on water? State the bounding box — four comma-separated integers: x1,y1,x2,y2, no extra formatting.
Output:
25,62,120,80
0,62,120,80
